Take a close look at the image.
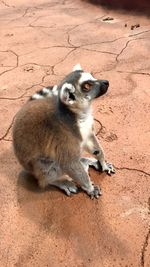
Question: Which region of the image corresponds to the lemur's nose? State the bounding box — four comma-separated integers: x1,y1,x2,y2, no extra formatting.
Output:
101,80,109,87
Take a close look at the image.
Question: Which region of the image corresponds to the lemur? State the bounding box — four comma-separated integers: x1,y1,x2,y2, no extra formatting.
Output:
13,64,115,198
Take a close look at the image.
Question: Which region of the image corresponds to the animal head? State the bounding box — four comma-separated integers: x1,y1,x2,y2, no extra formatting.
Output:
58,64,109,113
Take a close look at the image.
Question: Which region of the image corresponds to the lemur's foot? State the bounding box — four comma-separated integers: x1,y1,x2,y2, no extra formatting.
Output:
102,162,115,175
80,157,115,175
88,184,102,199
51,180,78,196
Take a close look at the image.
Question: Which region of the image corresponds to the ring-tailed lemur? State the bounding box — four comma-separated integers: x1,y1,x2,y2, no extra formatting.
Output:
13,64,115,198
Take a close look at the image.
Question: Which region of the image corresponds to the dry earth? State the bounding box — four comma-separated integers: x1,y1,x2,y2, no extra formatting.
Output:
0,0,150,267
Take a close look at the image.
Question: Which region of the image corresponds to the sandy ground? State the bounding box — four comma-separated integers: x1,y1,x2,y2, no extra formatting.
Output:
0,1,150,266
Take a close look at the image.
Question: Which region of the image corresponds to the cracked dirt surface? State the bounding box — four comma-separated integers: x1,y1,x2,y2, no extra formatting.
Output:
0,1,150,266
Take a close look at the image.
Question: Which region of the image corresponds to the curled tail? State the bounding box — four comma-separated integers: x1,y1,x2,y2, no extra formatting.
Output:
30,85,58,100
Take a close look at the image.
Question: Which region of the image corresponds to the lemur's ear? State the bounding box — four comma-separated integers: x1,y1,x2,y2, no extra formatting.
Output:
73,63,82,71
60,83,76,105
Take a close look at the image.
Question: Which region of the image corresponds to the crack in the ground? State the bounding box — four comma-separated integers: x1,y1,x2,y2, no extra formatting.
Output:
18,47,78,75
129,29,150,38
115,166,150,177
116,39,132,62
66,27,77,47
39,36,132,69
140,197,150,267
22,7,31,17
28,15,55,29
0,49,18,59
0,49,19,76
52,47,77,74
66,24,124,48
0,60,53,99
0,116,15,141
81,47,117,56
8,6,44,24
34,41,119,59
0,93,26,101
43,34,149,77
81,37,126,48
94,69,150,77
0,66,17,77
38,37,127,71
0,74,46,101
65,36,125,58
0,78,46,141
9,50,19,66
65,14,107,47
94,118,103,136
0,0,15,8
141,227,150,267
116,70,150,76
22,80,46,93
2,137,12,142
8,7,31,23
20,62,53,69
41,73,51,84
116,37,148,62
39,44,74,50
29,23,55,29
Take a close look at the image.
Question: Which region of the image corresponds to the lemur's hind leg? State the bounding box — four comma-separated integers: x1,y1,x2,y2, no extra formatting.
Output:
31,157,78,195
32,157,62,189
32,156,101,198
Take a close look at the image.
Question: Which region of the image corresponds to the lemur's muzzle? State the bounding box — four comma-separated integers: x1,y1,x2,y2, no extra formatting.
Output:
99,79,109,96
92,79,109,98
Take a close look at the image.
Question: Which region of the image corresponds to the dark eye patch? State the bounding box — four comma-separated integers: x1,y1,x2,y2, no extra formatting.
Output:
82,81,94,92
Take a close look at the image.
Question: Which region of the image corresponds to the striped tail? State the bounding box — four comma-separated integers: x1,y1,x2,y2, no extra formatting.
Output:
30,85,58,100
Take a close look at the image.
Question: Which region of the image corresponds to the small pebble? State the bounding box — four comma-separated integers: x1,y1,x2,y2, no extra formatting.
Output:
131,24,140,30
103,17,114,21
135,23,140,28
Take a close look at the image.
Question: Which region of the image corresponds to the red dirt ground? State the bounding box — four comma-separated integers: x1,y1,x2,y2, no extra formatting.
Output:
0,1,150,267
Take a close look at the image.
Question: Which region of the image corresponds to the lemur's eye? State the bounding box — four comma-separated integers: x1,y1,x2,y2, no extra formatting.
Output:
82,82,93,91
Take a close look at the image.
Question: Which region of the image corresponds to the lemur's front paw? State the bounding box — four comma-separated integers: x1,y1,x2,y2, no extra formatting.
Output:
102,162,115,175
88,185,102,199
